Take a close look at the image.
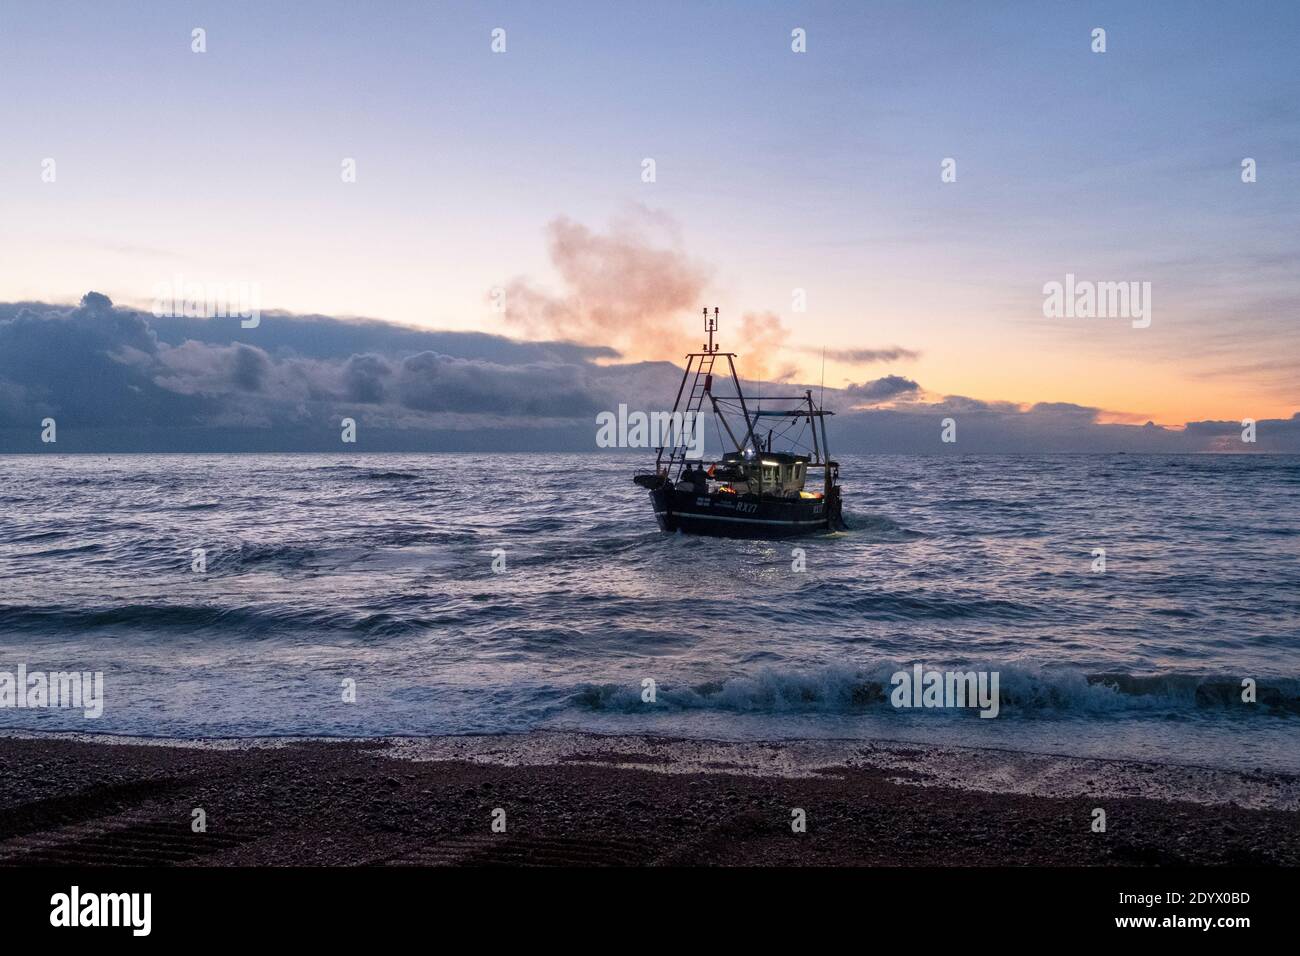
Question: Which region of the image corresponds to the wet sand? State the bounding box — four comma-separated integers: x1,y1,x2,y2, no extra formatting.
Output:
1,731,1296,866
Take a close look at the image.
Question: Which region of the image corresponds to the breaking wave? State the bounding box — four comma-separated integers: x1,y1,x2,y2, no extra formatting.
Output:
571,665,1300,717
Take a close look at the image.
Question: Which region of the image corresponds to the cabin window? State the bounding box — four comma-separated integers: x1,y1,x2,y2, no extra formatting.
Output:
795,464,803,480
763,466,776,484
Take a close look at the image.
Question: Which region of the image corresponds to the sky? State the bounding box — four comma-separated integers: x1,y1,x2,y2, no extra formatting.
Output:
0,0,1297,451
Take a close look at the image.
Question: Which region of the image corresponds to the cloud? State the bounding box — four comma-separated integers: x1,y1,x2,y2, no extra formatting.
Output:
154,341,273,395
843,375,922,406
343,353,390,404
0,292,679,449
1,292,1296,454
0,292,206,428
147,309,616,365
800,346,921,364
395,351,606,417
824,392,1300,454
1021,402,1101,423
501,206,710,360
1183,419,1244,437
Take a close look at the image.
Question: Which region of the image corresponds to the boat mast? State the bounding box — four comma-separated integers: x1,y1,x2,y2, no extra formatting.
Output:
655,307,746,476
806,389,821,465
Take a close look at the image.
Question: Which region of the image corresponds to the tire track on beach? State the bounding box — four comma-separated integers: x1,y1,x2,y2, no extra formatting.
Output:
0,775,267,866
0,810,259,866
0,778,187,844
381,833,658,866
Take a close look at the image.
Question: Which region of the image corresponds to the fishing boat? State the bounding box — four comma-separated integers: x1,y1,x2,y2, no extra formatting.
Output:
633,308,844,538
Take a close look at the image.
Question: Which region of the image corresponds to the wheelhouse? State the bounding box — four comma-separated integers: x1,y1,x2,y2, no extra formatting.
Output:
712,451,816,498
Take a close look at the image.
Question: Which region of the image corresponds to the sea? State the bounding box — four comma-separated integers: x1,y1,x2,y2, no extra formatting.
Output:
1,453,1297,773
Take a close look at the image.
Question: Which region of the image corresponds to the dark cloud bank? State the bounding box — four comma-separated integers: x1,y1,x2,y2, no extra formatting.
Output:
0,293,1295,454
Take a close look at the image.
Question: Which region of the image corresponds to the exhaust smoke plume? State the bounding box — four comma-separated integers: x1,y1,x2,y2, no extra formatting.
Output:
501,208,709,361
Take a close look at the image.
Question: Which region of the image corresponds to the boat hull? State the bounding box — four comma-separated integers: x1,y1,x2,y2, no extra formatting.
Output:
648,486,833,538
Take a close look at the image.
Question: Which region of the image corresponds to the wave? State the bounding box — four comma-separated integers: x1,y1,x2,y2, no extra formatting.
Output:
801,581,1038,621
0,602,436,637
313,465,424,480
839,511,924,541
229,541,321,570
350,470,423,481
5,530,70,543
20,544,105,559
569,664,1300,717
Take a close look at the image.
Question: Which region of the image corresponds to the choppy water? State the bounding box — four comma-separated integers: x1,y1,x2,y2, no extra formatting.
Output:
1,453,1297,773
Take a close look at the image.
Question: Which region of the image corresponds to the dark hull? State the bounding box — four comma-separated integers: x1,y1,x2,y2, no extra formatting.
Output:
648,486,833,538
